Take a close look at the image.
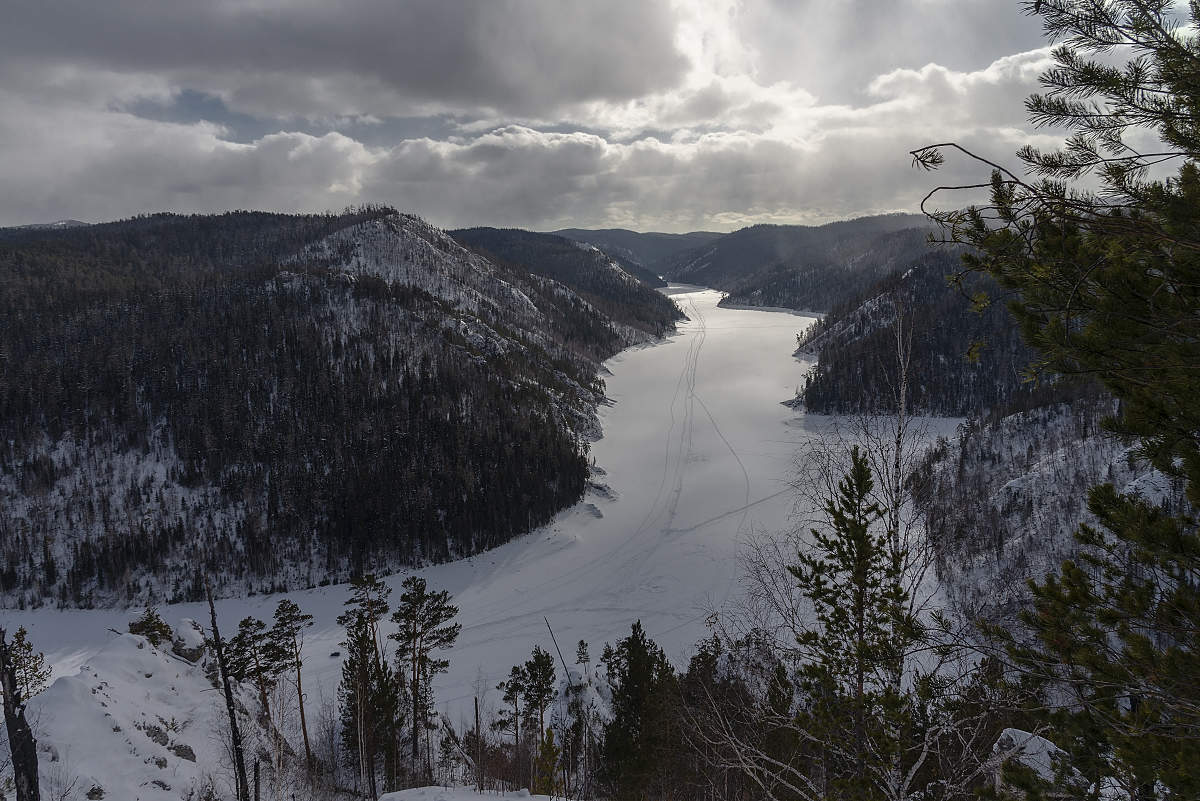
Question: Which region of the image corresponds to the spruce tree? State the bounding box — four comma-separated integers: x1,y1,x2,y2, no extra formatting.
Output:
787,446,918,796
533,727,562,796
600,621,677,801
340,609,395,798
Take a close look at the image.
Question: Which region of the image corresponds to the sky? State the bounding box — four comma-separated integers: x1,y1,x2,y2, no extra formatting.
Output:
0,0,1055,232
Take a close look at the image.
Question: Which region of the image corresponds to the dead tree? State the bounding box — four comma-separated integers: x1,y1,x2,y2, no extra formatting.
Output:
208,581,251,801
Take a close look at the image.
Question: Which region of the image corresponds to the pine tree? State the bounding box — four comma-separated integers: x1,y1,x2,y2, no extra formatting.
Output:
915,2,1200,796
339,574,392,666
129,606,173,647
269,599,315,771
227,616,277,718
494,664,527,786
523,646,557,744
7,628,49,701
388,576,460,780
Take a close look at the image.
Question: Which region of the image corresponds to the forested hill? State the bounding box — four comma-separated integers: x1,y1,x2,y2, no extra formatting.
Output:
449,227,684,332
0,209,680,608
552,228,722,271
660,214,931,311
796,248,1049,418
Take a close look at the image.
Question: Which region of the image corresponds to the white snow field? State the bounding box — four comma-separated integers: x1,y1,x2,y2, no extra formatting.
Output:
381,788,553,801
7,285,911,795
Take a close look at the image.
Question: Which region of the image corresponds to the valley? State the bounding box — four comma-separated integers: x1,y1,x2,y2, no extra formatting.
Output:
11,287,822,709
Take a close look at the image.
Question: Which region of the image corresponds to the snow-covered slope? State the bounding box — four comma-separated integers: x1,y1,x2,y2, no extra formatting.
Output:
26,628,246,800
922,399,1189,617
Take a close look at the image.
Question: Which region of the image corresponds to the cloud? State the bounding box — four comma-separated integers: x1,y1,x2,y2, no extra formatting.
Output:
0,1,1059,230
3,0,688,119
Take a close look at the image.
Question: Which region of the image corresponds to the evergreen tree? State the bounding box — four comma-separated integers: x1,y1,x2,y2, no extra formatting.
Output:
523,646,557,790
494,664,527,786
533,728,562,796
915,1,1200,796
0,627,39,801
388,576,460,780
337,574,402,793
523,646,556,744
129,606,173,647
787,446,917,797
7,628,49,701
269,599,315,771
339,574,392,666
227,616,277,718
600,621,677,801
339,609,404,799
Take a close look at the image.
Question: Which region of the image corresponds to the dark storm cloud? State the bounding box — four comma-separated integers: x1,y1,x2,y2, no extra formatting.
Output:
3,0,688,118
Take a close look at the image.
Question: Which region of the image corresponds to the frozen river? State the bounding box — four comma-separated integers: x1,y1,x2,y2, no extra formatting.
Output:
14,285,825,725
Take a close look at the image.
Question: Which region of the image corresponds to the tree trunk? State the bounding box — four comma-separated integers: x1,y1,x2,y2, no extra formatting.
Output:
475,697,483,793
295,652,313,772
0,628,39,801
411,626,421,776
251,649,270,720
208,584,251,801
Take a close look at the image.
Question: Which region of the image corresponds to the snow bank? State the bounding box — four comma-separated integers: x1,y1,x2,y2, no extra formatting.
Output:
381,786,553,801
29,632,235,800
994,728,1066,782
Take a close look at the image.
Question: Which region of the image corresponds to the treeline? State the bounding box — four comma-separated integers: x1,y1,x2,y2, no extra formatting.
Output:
0,210,675,607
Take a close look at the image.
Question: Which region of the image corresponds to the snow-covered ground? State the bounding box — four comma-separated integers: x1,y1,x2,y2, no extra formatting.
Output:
7,286,963,795
381,788,553,801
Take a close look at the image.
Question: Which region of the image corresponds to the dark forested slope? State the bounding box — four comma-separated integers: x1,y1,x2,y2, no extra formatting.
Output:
450,227,684,335
552,228,722,272
796,248,1047,417
660,214,930,311
0,210,678,607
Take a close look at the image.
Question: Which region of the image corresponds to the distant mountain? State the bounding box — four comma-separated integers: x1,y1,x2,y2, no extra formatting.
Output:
0,219,89,233
0,209,679,607
660,214,932,312
553,228,723,271
451,227,684,336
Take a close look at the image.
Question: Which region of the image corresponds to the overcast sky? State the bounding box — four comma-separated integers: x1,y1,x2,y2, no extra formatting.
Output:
0,0,1053,231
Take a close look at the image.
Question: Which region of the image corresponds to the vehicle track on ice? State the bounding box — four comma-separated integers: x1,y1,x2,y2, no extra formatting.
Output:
462,295,711,628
